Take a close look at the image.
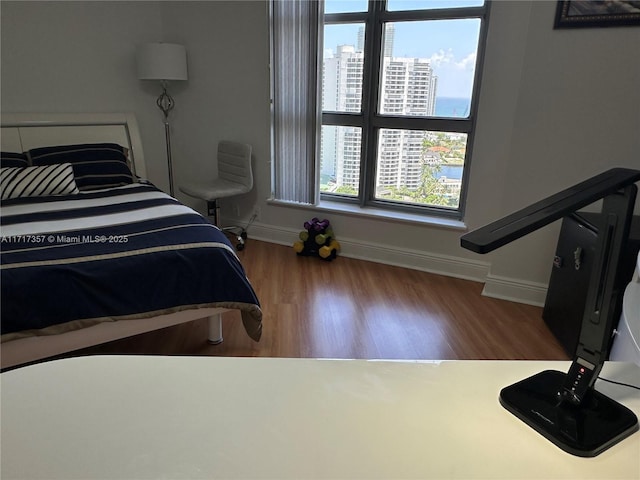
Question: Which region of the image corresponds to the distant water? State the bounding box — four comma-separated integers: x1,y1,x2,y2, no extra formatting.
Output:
436,165,464,180
433,98,468,181
435,97,470,118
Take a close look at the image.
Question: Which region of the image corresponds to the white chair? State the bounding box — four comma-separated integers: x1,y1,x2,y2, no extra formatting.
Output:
180,141,253,250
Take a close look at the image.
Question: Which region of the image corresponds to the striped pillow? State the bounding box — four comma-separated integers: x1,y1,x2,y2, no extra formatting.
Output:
1,164,79,200
28,143,134,191
1,152,29,168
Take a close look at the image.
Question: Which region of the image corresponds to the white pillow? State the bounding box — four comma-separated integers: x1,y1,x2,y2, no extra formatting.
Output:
1,163,80,200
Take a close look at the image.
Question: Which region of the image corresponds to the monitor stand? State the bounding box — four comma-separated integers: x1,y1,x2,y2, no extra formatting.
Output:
499,370,639,457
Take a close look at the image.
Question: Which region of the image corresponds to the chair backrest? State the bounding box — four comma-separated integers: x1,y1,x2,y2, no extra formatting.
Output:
218,141,253,191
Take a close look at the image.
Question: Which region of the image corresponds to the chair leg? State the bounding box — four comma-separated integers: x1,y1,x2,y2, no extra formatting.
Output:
206,200,221,227
222,226,247,251
205,200,252,251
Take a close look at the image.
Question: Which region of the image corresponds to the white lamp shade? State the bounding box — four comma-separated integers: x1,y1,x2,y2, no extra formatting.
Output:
137,43,188,81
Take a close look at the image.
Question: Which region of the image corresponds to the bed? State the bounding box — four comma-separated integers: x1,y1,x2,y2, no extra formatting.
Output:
0,113,262,370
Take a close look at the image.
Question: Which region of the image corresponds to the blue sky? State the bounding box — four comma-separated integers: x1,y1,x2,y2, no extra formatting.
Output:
324,0,483,98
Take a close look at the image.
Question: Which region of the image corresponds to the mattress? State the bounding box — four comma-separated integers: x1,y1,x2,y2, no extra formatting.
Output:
1,183,262,342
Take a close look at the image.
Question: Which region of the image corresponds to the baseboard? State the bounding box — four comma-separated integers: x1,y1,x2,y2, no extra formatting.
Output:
235,220,549,306
242,220,489,282
481,274,548,307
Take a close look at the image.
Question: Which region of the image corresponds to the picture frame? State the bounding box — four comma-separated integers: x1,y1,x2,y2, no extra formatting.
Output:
554,0,640,28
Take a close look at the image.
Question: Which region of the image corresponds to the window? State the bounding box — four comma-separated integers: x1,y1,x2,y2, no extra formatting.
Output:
271,0,489,219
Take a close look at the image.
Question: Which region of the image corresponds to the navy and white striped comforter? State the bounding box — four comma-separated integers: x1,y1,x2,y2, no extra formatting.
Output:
0,183,262,342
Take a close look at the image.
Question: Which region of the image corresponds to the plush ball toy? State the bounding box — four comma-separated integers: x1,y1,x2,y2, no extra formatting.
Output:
293,217,340,261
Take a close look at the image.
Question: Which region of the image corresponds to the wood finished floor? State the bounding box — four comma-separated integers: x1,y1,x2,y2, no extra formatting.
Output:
77,238,569,361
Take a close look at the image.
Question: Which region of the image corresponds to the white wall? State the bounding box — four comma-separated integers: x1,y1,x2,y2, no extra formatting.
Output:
479,1,640,301
0,1,170,189
2,1,639,305
158,1,271,216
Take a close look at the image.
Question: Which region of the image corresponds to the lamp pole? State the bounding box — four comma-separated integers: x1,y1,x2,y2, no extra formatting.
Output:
136,42,188,198
157,81,176,197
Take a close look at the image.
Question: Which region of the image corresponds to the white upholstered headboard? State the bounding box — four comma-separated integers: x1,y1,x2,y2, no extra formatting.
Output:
0,113,146,178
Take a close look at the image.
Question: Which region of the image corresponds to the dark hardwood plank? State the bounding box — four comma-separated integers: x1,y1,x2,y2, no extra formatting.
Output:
75,238,569,361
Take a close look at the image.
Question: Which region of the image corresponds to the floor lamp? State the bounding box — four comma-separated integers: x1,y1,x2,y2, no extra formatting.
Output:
136,42,188,197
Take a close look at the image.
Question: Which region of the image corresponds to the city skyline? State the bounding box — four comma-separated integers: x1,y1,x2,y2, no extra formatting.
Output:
323,12,481,98
319,1,482,209
321,33,465,207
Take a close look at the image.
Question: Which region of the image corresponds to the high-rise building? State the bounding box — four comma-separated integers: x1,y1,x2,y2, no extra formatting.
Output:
357,25,394,57
321,45,363,189
377,57,437,191
321,27,437,194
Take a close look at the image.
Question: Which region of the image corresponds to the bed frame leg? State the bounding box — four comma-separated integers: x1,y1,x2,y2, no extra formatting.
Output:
207,314,223,344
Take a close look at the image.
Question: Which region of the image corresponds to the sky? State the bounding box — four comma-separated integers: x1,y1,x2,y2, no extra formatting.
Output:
323,0,484,98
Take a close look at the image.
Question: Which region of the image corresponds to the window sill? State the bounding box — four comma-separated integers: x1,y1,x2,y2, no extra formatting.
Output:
267,198,467,231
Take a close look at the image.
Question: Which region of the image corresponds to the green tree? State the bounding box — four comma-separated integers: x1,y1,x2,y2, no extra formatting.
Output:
334,185,358,195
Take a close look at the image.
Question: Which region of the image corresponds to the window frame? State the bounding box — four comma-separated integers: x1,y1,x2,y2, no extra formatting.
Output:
321,1,490,220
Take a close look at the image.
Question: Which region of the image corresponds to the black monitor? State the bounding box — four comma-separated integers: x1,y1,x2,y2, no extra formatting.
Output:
460,167,640,457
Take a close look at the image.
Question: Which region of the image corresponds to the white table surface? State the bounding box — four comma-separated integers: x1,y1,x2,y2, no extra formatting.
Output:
1,356,639,480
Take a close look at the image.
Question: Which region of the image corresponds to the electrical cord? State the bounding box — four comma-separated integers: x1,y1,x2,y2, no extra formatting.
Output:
597,376,640,391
